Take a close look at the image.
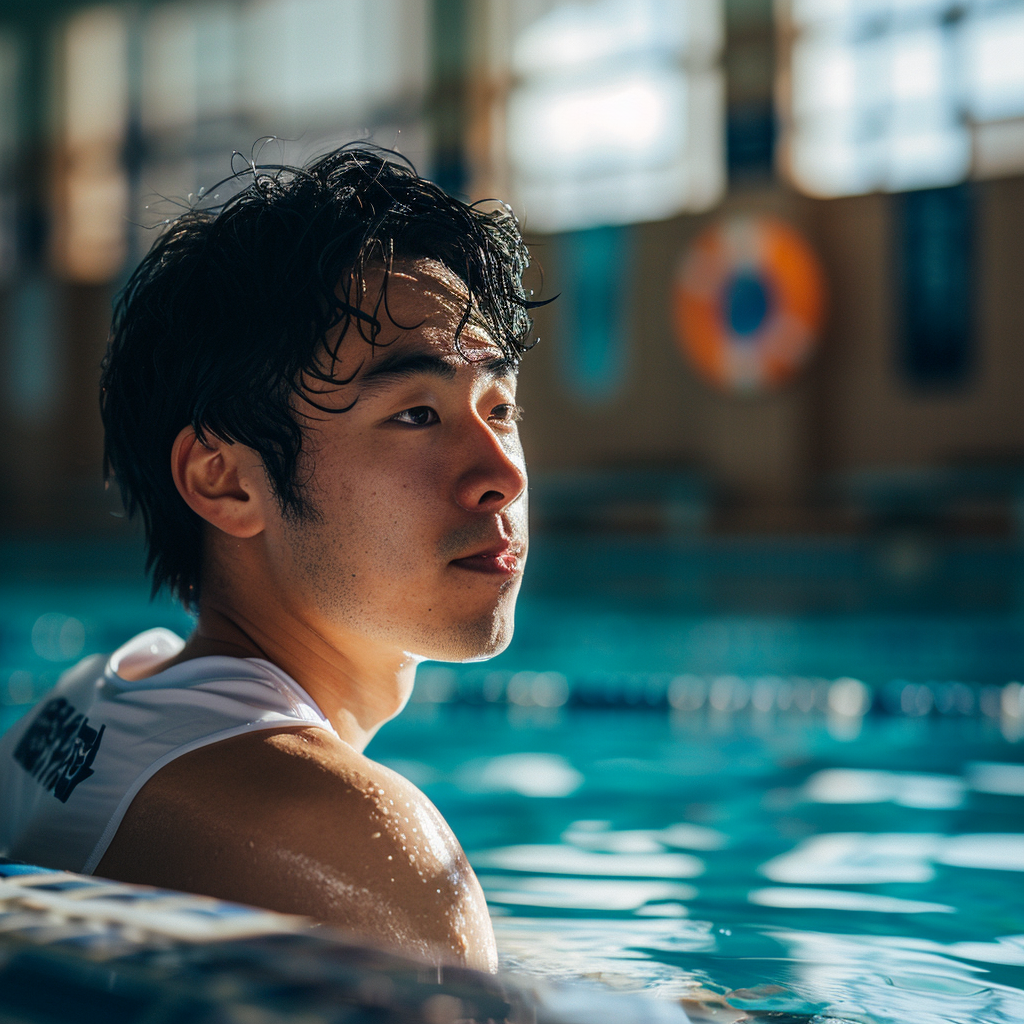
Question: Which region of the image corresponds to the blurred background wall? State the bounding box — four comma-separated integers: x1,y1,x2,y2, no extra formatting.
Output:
0,0,1023,546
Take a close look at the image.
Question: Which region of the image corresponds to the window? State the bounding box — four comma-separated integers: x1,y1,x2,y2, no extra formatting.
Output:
135,0,431,252
493,0,725,232
242,0,429,130
779,0,1024,197
52,5,130,282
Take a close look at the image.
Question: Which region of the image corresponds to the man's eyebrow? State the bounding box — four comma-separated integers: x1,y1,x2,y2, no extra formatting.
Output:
356,349,517,392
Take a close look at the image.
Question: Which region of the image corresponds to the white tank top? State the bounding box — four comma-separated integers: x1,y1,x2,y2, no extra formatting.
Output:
0,628,335,875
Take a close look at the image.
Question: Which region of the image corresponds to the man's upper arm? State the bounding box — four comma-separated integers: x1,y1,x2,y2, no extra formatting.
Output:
95,728,496,971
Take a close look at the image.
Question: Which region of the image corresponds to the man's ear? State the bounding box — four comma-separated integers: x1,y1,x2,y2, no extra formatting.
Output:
170,426,266,539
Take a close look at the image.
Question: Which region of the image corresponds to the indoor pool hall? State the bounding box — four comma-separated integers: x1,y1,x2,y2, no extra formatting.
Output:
1,2,1023,1023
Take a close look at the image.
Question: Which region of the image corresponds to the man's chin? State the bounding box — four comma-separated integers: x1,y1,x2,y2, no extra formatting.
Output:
416,612,517,665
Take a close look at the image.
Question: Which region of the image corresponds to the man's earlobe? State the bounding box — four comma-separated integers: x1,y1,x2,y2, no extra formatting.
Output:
170,426,266,539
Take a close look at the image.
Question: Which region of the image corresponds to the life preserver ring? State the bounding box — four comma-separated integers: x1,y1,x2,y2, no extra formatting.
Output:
673,215,826,393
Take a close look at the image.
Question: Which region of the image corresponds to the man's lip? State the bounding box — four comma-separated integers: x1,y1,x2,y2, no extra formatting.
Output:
450,543,524,575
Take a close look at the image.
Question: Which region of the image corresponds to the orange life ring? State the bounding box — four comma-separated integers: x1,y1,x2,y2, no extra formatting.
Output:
673,215,826,393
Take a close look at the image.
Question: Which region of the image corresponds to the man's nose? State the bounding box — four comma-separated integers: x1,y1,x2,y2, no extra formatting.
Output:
453,420,527,513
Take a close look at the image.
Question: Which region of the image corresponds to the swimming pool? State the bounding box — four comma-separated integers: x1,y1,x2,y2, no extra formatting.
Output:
367,700,1024,1023
2,536,1023,1022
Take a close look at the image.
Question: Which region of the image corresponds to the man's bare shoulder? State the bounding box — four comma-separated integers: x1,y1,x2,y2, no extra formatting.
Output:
96,727,496,971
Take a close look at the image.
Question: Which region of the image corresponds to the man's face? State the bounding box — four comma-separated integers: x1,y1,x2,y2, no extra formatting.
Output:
263,259,528,664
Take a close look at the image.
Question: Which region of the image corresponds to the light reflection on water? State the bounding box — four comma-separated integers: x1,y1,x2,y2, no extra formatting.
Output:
473,844,705,878
372,707,1024,1024
747,887,955,914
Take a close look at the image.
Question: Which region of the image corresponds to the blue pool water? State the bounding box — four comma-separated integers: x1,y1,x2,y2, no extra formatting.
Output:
368,703,1024,1023
2,537,1023,1022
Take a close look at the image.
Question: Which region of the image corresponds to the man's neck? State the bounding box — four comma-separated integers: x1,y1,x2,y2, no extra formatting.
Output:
161,601,418,753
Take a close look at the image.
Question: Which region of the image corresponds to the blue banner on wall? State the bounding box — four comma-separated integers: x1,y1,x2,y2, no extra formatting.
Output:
898,185,974,388
554,226,631,403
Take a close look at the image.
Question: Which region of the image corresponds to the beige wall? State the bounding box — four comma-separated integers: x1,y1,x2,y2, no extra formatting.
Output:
809,178,1024,474
517,176,1024,527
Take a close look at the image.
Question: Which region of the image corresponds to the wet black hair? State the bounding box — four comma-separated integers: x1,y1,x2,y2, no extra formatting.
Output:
100,143,542,608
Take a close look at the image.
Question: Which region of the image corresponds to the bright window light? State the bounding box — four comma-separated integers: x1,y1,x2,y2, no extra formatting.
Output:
244,0,428,125
890,28,944,104
510,70,685,178
506,0,724,232
63,5,128,147
791,39,859,117
781,0,1024,197
888,110,971,191
142,3,239,131
54,5,129,282
513,0,698,74
966,6,1024,121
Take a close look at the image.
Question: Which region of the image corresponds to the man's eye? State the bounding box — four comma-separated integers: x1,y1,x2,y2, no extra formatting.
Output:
392,406,439,426
491,403,523,423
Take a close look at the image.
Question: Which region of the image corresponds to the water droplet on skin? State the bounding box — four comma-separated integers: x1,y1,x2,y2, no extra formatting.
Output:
387,855,393,861
371,832,381,839
247,840,254,848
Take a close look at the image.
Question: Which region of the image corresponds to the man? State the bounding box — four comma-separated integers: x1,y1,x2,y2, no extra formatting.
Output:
0,146,543,973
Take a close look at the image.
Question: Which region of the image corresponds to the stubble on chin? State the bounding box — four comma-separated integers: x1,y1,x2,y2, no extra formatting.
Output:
280,516,522,664
417,581,521,664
